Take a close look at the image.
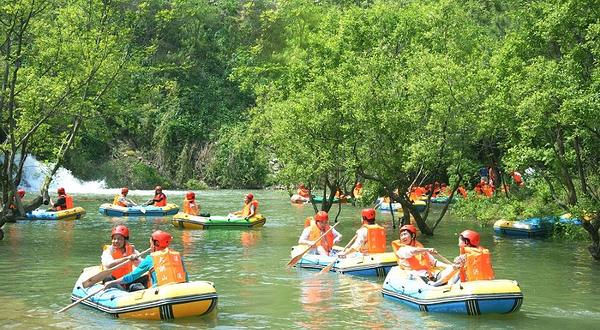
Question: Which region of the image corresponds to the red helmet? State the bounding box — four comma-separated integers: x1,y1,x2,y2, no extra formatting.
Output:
57,187,66,195
151,230,172,249
315,211,329,222
356,181,362,187
400,225,417,237
186,192,195,200
245,193,254,200
121,187,129,194
361,208,376,220
111,225,130,239
17,189,26,197
460,230,480,246
299,184,304,189
155,186,162,191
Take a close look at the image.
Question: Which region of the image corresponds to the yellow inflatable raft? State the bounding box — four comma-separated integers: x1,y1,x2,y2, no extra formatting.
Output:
70,266,217,320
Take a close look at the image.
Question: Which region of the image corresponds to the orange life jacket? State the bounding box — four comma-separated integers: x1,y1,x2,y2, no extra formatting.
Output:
391,239,433,277
298,188,309,198
458,186,468,198
57,194,74,211
103,244,134,279
459,246,494,282
183,199,198,215
353,187,362,198
114,194,128,207
308,223,334,253
154,193,167,207
364,224,386,253
151,248,186,286
304,217,315,228
241,200,259,218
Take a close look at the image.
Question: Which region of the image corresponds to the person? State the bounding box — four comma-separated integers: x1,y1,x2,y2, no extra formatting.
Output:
48,187,74,211
10,189,26,209
510,171,524,187
183,191,199,216
337,208,386,257
298,211,342,256
147,186,167,206
391,225,452,284
453,230,494,282
101,225,145,291
104,230,189,290
353,182,362,198
114,187,136,207
232,193,258,220
297,184,310,198
457,185,468,198
478,167,489,184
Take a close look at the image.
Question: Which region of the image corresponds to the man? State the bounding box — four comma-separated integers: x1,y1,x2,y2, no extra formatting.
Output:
232,193,258,220
183,191,199,215
101,225,145,291
48,187,73,211
114,187,135,207
337,208,386,257
298,211,342,256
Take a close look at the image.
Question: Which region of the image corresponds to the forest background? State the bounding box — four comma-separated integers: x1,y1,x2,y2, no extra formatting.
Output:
1,0,599,257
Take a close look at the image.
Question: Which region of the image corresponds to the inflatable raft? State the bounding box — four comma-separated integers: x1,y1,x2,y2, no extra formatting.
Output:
171,213,266,229
23,207,86,220
69,266,217,320
382,266,523,315
310,196,344,203
376,198,426,212
290,246,396,276
98,203,179,217
291,194,309,204
493,214,580,237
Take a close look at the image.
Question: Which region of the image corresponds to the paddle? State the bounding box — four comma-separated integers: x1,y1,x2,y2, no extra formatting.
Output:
314,233,358,276
285,222,340,268
81,247,151,289
431,251,453,266
57,286,105,313
132,201,147,214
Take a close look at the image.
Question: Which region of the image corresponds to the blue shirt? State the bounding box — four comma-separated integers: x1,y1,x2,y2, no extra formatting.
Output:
122,253,189,287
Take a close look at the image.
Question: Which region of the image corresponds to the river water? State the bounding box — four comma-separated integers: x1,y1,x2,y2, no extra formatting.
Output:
0,189,599,329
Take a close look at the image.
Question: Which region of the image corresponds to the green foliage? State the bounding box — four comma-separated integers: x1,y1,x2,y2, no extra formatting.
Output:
131,162,168,189
203,124,270,188
184,179,209,190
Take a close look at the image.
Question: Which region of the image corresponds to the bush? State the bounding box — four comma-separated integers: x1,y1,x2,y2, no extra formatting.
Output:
185,179,209,190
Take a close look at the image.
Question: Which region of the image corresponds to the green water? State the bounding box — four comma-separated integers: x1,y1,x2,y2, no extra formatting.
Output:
1,189,599,329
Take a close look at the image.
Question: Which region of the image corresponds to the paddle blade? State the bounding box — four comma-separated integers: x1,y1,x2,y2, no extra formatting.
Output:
315,256,339,276
285,245,310,268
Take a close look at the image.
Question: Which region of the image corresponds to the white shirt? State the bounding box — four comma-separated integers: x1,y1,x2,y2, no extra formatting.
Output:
101,245,141,269
298,225,342,254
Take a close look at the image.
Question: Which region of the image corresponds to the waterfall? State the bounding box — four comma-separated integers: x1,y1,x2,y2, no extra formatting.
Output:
18,155,108,194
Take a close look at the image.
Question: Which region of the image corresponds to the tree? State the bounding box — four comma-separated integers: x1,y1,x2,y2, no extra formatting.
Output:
0,0,139,239
492,0,600,258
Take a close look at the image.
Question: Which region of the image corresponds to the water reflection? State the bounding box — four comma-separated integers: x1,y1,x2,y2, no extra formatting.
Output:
297,275,335,329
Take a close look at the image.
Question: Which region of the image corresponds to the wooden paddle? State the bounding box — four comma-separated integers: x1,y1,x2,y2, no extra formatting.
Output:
431,251,454,266
285,222,340,268
57,286,105,313
314,233,358,276
81,247,151,289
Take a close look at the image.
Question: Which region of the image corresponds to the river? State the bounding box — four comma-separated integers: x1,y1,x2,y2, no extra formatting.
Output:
0,189,599,329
